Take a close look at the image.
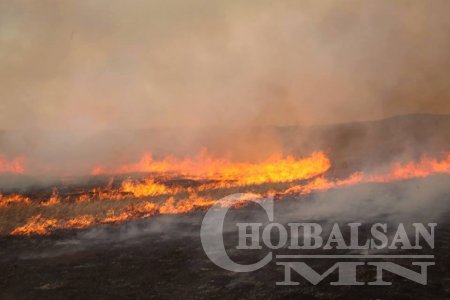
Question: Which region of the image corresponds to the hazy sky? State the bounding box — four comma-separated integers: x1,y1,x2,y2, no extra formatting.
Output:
1,0,450,132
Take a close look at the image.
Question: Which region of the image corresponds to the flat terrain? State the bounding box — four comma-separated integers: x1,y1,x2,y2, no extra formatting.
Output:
1,177,449,299
1,114,449,299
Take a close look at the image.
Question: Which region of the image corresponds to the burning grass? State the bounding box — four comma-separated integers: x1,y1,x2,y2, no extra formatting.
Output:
1,151,450,236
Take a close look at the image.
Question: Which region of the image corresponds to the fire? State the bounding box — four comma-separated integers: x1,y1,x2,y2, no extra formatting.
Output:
40,190,61,206
0,194,31,207
113,151,331,197
10,215,59,236
101,202,159,224
4,151,450,236
7,193,241,235
159,194,215,214
65,215,96,229
0,155,25,174
10,214,97,235
284,153,450,195
94,150,331,185
120,178,175,197
368,153,450,182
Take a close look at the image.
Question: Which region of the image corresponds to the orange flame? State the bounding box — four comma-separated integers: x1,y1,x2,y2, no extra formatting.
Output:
65,215,96,229
40,190,61,206
6,151,450,236
93,150,331,184
0,194,31,207
10,215,59,236
114,151,331,198
284,153,450,195
120,178,175,197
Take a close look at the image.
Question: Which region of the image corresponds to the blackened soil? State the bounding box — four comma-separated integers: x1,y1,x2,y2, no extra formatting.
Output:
0,217,449,299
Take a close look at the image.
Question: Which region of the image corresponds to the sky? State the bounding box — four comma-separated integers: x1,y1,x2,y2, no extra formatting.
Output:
1,0,450,133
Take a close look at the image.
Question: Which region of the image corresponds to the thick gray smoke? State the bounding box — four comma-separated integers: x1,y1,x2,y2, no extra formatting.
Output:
0,0,450,175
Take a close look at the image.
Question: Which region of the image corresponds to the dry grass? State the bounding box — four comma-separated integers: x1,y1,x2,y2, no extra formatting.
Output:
0,180,298,235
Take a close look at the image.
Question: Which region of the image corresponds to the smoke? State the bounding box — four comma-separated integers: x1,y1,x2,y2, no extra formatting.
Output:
1,0,450,175
281,175,450,224
14,175,449,260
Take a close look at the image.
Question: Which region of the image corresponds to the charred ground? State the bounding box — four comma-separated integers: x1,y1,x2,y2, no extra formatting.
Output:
0,179,449,300
0,115,449,299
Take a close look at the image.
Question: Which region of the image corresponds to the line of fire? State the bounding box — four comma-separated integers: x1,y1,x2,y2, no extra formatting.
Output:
1,1,450,298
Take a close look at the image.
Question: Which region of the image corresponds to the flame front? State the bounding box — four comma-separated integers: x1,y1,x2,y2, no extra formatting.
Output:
3,151,450,236
94,150,331,184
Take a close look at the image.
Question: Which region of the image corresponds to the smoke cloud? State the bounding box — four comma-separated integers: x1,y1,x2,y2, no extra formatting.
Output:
1,0,450,174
